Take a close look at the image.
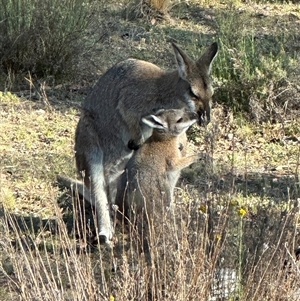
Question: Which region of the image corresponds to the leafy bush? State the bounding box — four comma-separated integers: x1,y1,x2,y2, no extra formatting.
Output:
213,8,297,121
0,0,97,79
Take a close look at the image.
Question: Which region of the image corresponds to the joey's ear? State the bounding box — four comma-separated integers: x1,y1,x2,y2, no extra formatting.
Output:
141,115,166,129
171,42,193,79
177,118,197,134
197,42,218,74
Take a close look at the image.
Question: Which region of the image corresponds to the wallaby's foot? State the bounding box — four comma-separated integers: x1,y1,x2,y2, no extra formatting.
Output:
128,139,141,150
98,227,114,246
99,234,112,246
92,234,113,249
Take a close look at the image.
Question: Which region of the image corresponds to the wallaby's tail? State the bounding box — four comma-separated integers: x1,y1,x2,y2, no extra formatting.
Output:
57,174,73,187
56,175,91,201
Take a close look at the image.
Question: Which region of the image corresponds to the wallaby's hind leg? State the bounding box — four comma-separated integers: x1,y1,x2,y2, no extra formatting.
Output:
82,149,114,244
57,166,113,244
75,116,114,244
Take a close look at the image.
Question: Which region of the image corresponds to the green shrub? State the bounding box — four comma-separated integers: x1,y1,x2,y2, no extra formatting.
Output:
213,8,296,120
0,0,97,79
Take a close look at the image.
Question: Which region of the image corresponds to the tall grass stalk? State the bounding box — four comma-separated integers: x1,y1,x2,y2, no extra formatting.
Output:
237,209,245,300
1,178,300,300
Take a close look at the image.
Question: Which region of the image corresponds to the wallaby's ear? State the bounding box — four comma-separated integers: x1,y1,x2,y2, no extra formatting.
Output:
171,42,193,79
142,115,166,129
197,42,218,74
177,118,197,134
185,118,197,128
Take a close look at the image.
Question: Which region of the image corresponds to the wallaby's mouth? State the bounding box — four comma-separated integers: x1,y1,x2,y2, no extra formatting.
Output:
198,109,210,127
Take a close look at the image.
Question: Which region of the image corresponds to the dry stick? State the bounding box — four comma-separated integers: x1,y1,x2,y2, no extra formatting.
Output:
0,214,25,293
39,81,52,108
61,204,98,300
48,226,65,298
55,208,74,296
187,232,207,297
29,217,64,298
242,246,260,300
284,243,300,276
295,145,300,194
119,176,136,267
60,206,86,299
292,197,300,255
250,209,291,301
9,215,44,299
160,197,168,299
36,208,65,296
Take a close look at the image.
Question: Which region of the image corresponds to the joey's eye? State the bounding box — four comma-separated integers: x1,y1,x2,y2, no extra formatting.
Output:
177,118,183,123
189,87,199,99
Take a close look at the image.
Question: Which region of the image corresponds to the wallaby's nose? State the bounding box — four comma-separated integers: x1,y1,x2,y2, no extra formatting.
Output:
198,108,210,126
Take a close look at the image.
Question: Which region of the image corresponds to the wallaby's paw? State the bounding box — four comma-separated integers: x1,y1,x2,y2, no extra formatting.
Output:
128,139,141,150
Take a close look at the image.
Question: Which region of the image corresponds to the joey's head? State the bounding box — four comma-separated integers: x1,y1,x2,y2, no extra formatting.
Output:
141,108,197,139
172,42,218,126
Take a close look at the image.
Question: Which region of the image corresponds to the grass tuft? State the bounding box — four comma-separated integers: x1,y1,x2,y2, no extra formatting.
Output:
213,6,298,120
0,0,99,80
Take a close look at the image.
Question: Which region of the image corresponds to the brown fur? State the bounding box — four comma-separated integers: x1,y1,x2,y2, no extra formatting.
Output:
115,108,199,218
115,108,199,252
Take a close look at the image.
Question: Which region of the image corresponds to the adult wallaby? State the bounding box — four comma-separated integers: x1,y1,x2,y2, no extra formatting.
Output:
74,42,218,243
115,108,199,224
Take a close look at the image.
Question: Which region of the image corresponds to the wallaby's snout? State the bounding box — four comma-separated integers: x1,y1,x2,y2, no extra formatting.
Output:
171,41,218,127
198,102,211,126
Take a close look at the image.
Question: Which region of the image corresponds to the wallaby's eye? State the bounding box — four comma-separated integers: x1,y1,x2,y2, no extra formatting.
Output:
189,86,199,99
177,118,183,123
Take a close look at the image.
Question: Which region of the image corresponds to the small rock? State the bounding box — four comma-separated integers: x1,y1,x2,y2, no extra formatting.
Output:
227,133,234,140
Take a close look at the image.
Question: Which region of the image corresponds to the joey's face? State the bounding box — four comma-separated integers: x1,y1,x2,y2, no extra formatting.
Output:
167,110,198,136
143,109,197,139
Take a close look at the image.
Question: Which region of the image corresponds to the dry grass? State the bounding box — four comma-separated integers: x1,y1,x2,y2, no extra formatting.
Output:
1,89,300,300
1,181,300,300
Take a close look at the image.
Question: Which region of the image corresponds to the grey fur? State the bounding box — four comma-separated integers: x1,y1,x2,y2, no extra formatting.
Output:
74,42,218,242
